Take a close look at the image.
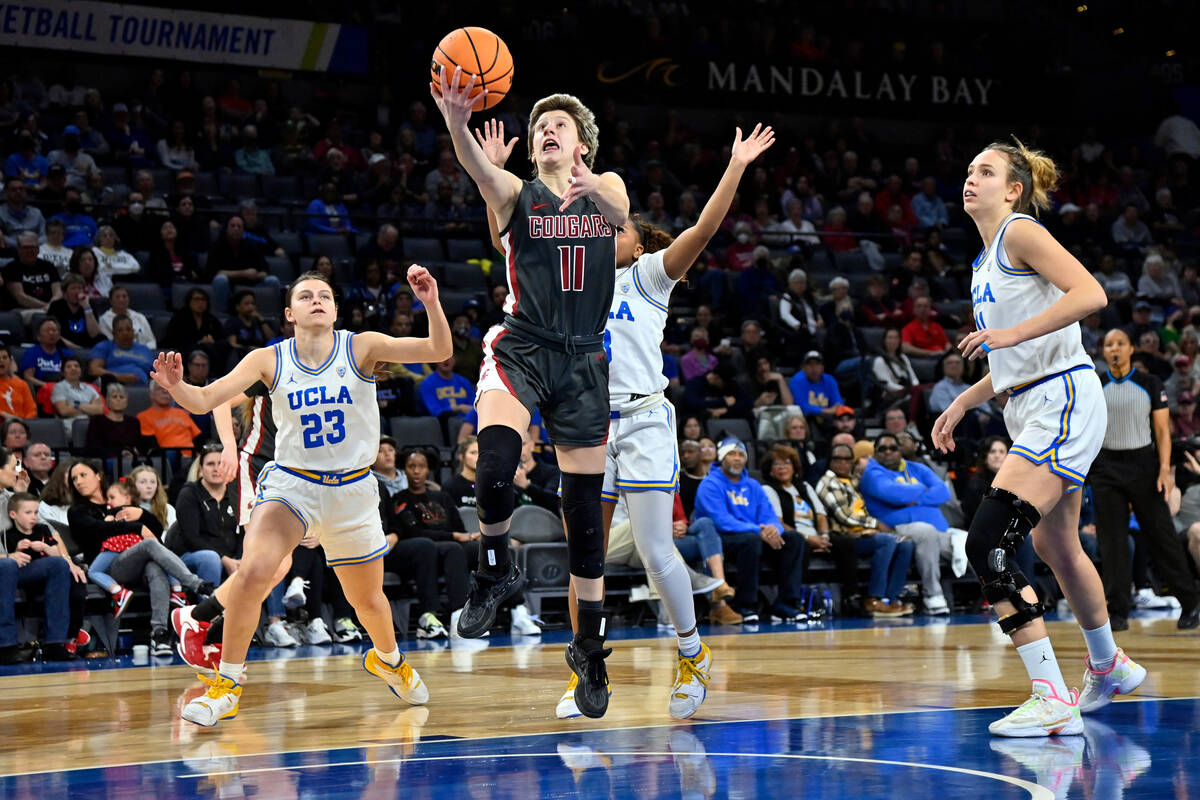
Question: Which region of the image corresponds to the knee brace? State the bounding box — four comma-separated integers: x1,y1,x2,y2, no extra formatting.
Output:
475,425,523,525
561,471,606,579
966,486,1046,635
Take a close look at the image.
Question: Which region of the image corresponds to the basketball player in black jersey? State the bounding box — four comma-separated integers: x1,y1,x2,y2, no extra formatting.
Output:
433,66,628,717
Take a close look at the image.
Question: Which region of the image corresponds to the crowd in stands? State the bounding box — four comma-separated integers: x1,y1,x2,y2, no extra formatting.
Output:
2,55,1200,663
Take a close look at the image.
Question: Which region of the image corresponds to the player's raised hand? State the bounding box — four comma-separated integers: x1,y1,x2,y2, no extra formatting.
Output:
558,144,600,211
150,352,184,389
730,124,776,167
474,119,519,169
407,265,440,306
930,403,964,454
430,64,479,129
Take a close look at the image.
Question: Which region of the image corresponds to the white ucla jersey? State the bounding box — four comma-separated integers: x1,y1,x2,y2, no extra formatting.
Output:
267,329,380,473
606,250,677,406
971,212,1089,393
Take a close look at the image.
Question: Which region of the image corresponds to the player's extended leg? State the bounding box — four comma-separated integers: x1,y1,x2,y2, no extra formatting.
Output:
456,390,529,638
335,557,429,706
558,497,615,719
180,504,303,727
174,552,293,670
625,489,710,719
558,443,612,719
1033,490,1146,713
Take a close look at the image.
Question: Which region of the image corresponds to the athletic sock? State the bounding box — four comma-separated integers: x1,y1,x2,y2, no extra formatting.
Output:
677,630,702,659
218,660,245,682
479,531,511,576
193,595,225,623
376,647,401,667
575,599,607,651
1081,620,1118,671
1016,637,1070,700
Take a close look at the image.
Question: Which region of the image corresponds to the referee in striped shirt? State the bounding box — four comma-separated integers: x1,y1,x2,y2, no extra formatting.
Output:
1092,329,1199,630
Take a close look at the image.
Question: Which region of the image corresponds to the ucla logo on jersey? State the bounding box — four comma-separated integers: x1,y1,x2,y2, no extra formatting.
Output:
971,282,996,306
321,474,341,485
287,384,354,410
609,300,635,321
337,367,346,377
620,283,630,294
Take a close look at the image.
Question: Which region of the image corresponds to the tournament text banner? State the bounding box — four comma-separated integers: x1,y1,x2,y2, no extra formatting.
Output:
0,1,368,73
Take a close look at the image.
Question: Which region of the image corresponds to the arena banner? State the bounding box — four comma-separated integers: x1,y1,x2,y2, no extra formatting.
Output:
593,57,1020,117
0,1,368,73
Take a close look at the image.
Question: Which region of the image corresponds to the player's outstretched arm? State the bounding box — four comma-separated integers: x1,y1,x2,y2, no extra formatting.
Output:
150,348,275,416
664,124,775,280
431,65,522,219
476,120,519,255
557,144,629,225
959,220,1107,360
212,392,249,484
356,265,453,366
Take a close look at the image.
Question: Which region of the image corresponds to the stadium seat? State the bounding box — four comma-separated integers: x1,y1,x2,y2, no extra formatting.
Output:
442,262,488,292
273,231,303,256
835,250,871,273
125,385,152,417
265,255,296,283
0,311,23,343
261,175,300,204
191,171,219,198
71,417,90,449
910,357,940,384
148,312,171,345
707,417,755,449
446,239,487,261
389,416,444,448
223,173,261,201
100,166,129,187
26,418,68,450
458,506,480,534
124,282,168,312
170,283,203,309
306,233,354,260
438,289,481,316
511,505,563,541
253,285,283,320
404,237,444,261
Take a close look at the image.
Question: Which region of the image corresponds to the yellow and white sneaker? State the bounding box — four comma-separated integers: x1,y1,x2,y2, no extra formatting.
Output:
669,643,711,720
556,673,581,719
989,680,1084,737
363,648,429,705
989,735,1084,797
181,672,243,727
1079,648,1146,713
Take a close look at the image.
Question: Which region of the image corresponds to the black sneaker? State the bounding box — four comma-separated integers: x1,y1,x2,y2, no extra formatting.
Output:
456,565,523,638
735,606,760,624
40,642,78,662
769,601,806,622
565,639,612,719
1179,603,1199,630
1110,615,1129,632
151,627,173,657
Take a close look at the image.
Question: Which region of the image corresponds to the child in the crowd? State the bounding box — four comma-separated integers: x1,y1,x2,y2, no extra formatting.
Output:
104,481,187,607
6,492,90,655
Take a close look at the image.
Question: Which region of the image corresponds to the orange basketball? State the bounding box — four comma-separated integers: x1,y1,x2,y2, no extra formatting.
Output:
431,27,513,112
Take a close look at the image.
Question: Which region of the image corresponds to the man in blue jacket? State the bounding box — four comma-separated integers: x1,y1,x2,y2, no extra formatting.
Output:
694,438,806,623
859,432,968,615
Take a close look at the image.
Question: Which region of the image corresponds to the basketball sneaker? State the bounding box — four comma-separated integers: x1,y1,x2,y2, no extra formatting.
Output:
416,612,448,639
988,680,1083,737
1079,648,1146,713
456,564,523,638
172,606,221,670
669,729,716,799
169,589,188,608
333,617,363,643
556,673,582,719
284,577,308,610
363,648,429,705
264,619,298,647
510,604,543,636
181,672,242,727
112,586,133,619
302,618,333,645
565,639,612,719
669,642,711,719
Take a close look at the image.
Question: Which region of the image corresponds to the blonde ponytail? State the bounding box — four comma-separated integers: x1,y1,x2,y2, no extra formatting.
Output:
985,137,1060,217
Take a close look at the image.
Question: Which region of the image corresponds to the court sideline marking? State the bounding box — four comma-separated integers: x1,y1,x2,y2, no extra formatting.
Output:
176,749,1054,799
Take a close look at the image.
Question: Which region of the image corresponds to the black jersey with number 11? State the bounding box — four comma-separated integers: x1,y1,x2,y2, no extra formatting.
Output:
498,179,617,337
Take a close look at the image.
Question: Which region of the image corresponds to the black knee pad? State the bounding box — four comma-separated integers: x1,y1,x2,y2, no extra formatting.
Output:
475,425,522,525
967,487,1047,634
561,471,606,579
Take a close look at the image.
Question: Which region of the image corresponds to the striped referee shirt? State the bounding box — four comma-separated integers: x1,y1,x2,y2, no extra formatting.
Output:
1099,368,1168,451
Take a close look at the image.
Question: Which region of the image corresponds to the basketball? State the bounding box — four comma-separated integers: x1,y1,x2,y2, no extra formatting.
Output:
430,27,513,112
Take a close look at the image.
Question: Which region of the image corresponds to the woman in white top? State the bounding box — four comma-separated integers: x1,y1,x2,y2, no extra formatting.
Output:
1137,252,1183,302
39,219,73,278
157,121,198,171
872,327,919,404
92,226,142,277
69,246,112,300
932,139,1140,739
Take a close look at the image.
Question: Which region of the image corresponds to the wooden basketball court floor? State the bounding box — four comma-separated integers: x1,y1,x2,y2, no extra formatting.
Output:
0,613,1197,799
